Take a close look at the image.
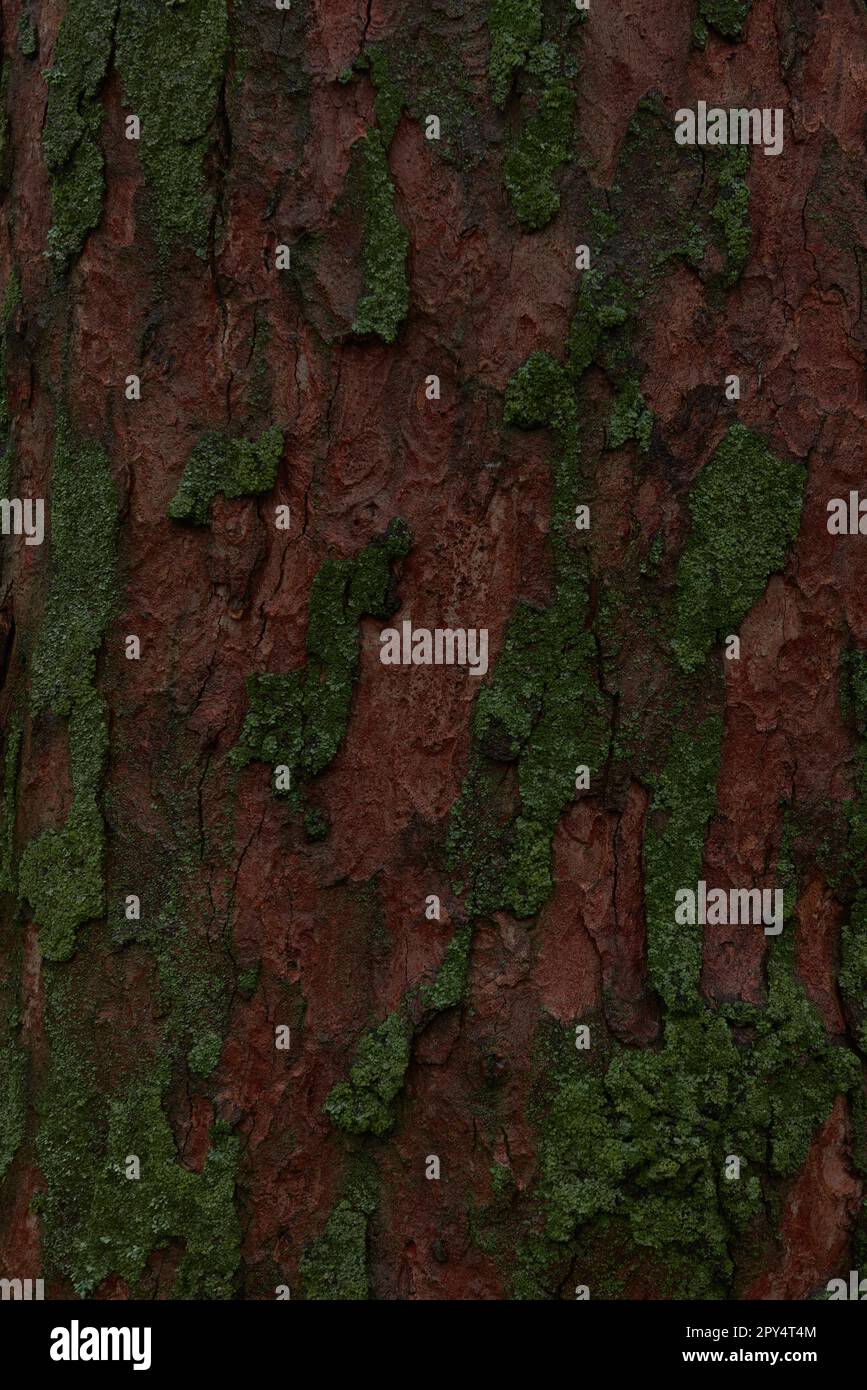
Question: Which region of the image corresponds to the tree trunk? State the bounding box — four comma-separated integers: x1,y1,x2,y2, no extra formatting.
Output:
0,0,866,1301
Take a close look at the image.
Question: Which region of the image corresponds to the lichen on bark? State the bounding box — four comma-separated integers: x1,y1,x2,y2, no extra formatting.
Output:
231,519,412,810
351,127,409,345
671,425,806,674
698,0,755,41
42,0,229,269
36,982,240,1297
42,0,118,269
19,423,118,962
168,426,283,525
514,929,858,1299
1,0,865,1308
490,4,582,230
299,1161,378,1300
114,0,229,258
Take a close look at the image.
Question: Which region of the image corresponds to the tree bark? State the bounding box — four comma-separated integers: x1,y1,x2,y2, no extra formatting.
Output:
0,0,866,1300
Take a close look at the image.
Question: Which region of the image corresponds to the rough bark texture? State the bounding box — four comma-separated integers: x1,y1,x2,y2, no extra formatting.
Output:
0,0,866,1301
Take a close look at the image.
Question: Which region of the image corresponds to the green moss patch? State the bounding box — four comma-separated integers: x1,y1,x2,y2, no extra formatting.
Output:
711,146,751,287
504,80,573,230
519,926,858,1298
42,0,118,269
42,0,229,267
37,992,240,1297
448,581,607,919
671,424,806,673
231,519,411,801
167,426,283,525
644,717,723,1011
566,268,633,381
30,430,118,717
188,1029,222,1077
20,424,118,961
18,15,37,57
446,351,607,919
324,1009,413,1138
698,0,754,41
19,767,106,964
605,373,653,452
351,129,409,345
487,0,543,108
363,49,406,146
299,1162,378,1299
419,922,473,1012
492,7,580,232
115,0,229,258
325,920,474,1139
0,1013,25,1183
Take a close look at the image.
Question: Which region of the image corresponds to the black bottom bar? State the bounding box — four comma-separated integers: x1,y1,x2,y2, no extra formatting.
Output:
6,1297,861,1376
